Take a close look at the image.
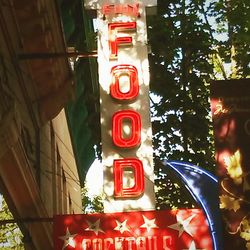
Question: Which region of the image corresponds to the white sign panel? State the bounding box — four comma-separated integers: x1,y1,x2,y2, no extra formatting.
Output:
85,0,157,212
85,0,157,10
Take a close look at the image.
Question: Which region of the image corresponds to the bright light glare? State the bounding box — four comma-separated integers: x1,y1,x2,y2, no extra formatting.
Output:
123,170,135,188
119,74,130,93
85,159,103,198
123,124,131,137
69,238,76,248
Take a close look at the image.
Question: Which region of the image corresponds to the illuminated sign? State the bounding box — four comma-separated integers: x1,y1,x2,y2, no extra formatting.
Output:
102,4,140,17
166,161,223,250
54,209,213,250
110,65,139,100
112,110,141,148
53,2,218,249
210,80,250,250
113,158,144,198
85,0,157,212
108,22,136,59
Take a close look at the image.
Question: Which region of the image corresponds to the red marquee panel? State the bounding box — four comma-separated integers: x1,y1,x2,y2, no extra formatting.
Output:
54,209,213,250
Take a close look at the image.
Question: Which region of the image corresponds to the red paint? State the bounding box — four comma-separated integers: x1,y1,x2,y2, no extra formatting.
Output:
112,110,141,148
113,158,144,198
107,17,143,199
102,4,139,17
108,22,136,59
110,65,139,100
54,209,213,250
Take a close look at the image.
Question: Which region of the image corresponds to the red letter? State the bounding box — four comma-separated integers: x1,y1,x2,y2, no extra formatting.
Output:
114,158,144,198
163,236,173,250
110,65,139,100
102,4,115,15
112,110,141,148
108,22,136,59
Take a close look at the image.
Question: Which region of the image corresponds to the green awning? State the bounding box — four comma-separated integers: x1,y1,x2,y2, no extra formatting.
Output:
59,0,99,185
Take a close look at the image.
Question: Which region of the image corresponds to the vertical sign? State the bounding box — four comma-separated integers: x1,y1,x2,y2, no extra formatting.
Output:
85,0,157,212
53,2,217,249
211,79,250,250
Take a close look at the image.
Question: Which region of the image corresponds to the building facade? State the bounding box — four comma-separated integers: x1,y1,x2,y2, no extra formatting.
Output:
0,0,98,249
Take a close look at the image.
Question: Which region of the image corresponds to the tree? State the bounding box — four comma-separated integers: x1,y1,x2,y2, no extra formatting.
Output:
0,195,24,249
81,187,104,213
208,0,250,78
147,0,249,173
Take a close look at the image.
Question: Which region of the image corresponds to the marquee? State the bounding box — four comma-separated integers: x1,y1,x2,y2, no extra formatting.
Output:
53,1,219,249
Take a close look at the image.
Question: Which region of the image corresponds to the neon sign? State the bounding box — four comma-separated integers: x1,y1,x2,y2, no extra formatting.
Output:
113,158,144,198
112,110,141,148
84,0,157,212
53,2,219,249
102,4,140,17
109,20,145,199
110,65,139,100
108,22,136,59
108,17,151,203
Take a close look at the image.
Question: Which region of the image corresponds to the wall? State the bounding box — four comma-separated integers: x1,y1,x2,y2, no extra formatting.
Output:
0,0,82,249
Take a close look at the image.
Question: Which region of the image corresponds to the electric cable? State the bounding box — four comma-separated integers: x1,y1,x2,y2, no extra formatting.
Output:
29,140,81,187
38,125,80,182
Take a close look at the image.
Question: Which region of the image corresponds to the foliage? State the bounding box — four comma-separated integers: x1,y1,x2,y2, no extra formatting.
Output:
81,187,104,213
147,0,250,173
218,147,250,249
241,218,250,241
0,195,24,249
219,194,240,212
148,0,215,172
224,149,243,184
208,0,250,78
154,160,197,210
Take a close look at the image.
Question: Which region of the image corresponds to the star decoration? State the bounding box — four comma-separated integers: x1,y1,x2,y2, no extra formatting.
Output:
168,213,196,237
183,240,204,250
59,227,77,249
114,219,130,234
140,215,159,232
85,219,105,235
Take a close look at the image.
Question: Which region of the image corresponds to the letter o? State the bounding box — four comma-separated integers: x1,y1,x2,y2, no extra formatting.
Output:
110,65,139,100
112,110,141,148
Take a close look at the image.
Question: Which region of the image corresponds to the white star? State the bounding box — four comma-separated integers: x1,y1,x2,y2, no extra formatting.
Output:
114,219,130,234
183,240,205,250
140,215,159,232
59,227,77,249
85,219,105,235
168,213,196,237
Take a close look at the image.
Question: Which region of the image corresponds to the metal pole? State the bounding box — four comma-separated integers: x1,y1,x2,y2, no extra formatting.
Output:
0,217,53,226
17,51,97,60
